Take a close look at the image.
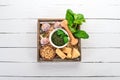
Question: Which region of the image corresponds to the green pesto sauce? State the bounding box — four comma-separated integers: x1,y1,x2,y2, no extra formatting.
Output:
51,31,65,46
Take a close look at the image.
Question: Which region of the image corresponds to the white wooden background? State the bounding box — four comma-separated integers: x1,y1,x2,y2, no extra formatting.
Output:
0,0,120,80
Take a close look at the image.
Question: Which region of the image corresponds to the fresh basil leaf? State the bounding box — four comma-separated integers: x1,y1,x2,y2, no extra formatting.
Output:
57,30,64,36
63,36,68,43
74,30,89,39
74,14,85,25
68,26,77,33
65,9,74,27
60,34,64,38
65,9,89,39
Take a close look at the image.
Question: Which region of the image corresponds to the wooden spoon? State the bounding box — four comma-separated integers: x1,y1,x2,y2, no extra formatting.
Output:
61,20,78,45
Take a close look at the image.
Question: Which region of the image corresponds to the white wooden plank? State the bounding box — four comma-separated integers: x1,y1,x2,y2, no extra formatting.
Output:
0,33,120,47
0,0,9,6
0,48,37,62
82,33,120,47
0,0,120,79
0,34,36,47
82,48,120,62
0,48,120,62
0,0,120,19
0,77,120,80
0,20,37,32
2,0,120,6
0,20,120,33
0,63,120,76
81,20,120,33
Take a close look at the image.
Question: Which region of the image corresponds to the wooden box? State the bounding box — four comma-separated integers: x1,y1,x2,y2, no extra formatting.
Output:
37,18,81,62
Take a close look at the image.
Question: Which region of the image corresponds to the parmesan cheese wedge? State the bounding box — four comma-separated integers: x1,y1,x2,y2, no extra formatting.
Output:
62,47,71,54
67,53,72,59
56,48,66,59
72,48,80,59
62,47,72,59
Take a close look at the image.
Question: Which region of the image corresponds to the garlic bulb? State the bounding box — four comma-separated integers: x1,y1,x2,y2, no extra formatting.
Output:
54,22,61,28
40,37,49,45
41,23,50,31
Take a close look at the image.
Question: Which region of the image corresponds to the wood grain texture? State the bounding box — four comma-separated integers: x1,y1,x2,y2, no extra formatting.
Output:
0,19,120,33
0,63,120,76
0,48,37,62
1,48,120,63
0,0,120,19
0,77,120,80
0,20,37,33
82,48,120,62
0,34,36,47
0,0,120,79
0,34,119,47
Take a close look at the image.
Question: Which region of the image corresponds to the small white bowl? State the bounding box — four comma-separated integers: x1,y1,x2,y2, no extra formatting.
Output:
49,28,69,48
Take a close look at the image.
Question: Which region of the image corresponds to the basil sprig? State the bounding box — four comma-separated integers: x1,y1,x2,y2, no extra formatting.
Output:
65,9,89,39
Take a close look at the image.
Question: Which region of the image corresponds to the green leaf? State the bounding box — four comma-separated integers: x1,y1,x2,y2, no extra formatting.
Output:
60,34,65,38
63,36,68,43
74,30,89,39
65,9,89,39
74,14,85,25
57,30,64,36
65,9,74,27
68,26,77,33
57,30,68,39
61,34,68,39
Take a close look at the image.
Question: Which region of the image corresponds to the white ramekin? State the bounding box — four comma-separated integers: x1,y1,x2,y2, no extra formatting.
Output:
49,28,69,48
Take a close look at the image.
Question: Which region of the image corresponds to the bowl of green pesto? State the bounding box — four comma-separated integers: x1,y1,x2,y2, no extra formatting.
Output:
49,28,69,48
